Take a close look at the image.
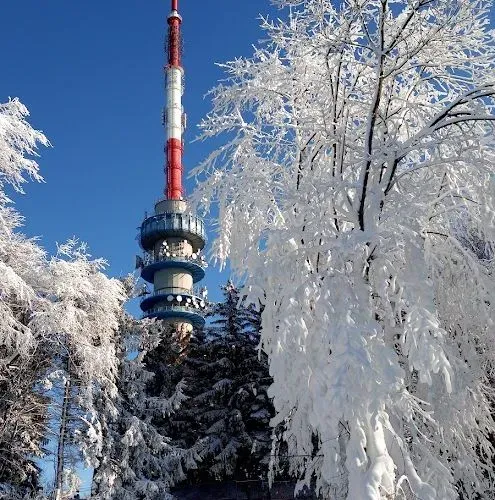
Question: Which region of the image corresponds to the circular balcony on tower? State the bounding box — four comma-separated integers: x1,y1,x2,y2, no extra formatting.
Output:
139,212,206,251
140,286,208,329
140,250,207,284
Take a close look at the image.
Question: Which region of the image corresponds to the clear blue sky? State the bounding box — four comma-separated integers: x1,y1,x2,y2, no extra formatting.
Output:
0,0,277,493
0,0,278,308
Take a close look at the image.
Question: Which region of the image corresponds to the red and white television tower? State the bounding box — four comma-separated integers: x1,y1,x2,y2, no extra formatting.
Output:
138,0,207,340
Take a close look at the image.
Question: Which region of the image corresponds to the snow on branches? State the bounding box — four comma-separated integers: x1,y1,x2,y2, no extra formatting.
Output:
0,97,51,494
0,98,125,496
192,1,495,498
91,319,201,500
0,98,47,205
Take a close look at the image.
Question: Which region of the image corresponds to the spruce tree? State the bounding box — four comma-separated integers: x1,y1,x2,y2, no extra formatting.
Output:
166,281,274,485
97,281,276,496
92,317,201,500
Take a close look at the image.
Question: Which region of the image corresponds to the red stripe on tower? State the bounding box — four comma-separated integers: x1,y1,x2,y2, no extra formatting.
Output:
165,0,184,200
167,138,183,199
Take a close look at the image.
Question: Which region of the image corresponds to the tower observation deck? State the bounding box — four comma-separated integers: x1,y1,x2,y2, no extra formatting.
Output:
138,0,207,335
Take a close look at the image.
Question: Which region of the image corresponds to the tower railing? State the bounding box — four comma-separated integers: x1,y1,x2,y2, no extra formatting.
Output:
142,285,207,300
143,249,207,268
143,300,208,317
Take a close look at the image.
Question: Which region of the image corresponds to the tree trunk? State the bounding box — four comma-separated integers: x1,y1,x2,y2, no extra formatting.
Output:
53,363,71,500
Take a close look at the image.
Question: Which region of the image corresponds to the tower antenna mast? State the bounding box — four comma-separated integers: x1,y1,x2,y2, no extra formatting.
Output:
165,0,184,199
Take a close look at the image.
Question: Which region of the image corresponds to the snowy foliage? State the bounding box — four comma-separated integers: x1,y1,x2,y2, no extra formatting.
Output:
164,282,274,485
39,239,127,496
40,238,125,391
192,1,495,498
0,98,50,493
92,318,201,500
0,98,47,205
0,97,126,496
0,97,48,362
0,484,46,500
99,282,277,498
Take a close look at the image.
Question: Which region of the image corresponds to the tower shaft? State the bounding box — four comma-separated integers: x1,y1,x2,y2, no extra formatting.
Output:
138,1,207,339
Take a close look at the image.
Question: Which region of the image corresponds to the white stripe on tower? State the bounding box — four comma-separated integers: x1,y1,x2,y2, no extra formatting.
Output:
166,67,183,142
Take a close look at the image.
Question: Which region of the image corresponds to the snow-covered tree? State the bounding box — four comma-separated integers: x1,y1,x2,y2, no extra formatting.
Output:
0,98,50,494
208,280,259,341
0,97,126,497
0,98,49,367
0,98,46,205
192,1,495,498
0,217,51,494
164,282,274,486
100,282,275,497
0,235,126,500
31,239,126,499
92,317,202,500
0,347,50,495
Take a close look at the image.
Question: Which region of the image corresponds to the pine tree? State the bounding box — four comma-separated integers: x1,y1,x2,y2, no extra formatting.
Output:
98,282,277,497
166,281,274,486
92,315,201,500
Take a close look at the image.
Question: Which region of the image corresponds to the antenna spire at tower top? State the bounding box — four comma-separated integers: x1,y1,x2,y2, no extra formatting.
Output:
165,0,184,199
